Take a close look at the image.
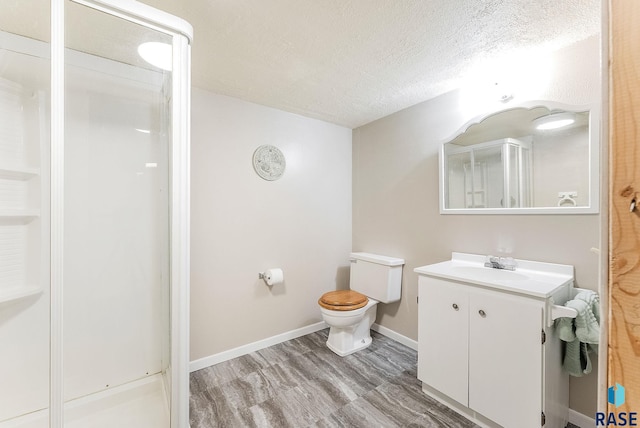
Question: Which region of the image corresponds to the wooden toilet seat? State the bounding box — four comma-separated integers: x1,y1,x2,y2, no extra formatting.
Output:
318,290,368,311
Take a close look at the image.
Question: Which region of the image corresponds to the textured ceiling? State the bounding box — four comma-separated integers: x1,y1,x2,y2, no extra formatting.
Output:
3,1,601,128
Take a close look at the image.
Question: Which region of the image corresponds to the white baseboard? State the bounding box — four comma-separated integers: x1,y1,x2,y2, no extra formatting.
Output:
371,323,418,351
569,409,595,427
189,321,327,372
190,322,418,373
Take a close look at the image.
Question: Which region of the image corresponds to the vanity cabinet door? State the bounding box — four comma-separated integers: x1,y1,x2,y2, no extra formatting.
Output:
468,288,544,428
418,276,469,406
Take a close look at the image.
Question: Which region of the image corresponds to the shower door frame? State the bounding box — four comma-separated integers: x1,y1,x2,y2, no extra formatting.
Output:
50,1,192,427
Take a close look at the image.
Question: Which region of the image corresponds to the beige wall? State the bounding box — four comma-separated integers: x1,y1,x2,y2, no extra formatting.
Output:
353,36,601,416
190,88,352,360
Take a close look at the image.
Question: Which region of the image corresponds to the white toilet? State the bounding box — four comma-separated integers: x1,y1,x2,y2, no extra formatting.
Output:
318,252,404,356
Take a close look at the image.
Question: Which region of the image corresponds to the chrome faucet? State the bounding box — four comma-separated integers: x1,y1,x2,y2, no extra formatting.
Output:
484,255,517,271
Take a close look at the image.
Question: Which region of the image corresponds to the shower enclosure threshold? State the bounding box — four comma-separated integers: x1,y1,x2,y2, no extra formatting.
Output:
0,374,169,428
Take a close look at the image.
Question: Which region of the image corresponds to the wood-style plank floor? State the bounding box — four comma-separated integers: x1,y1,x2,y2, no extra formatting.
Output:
190,329,474,427
189,328,580,428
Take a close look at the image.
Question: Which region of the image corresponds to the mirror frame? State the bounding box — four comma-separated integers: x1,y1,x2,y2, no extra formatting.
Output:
439,100,600,215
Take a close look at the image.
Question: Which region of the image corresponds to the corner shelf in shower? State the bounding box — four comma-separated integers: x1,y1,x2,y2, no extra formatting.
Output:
0,165,40,180
0,285,42,305
0,210,40,225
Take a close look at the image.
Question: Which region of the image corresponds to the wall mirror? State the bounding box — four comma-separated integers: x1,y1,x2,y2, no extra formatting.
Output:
440,101,600,214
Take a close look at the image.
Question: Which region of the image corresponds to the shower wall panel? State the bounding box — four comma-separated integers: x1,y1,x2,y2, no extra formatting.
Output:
0,37,50,423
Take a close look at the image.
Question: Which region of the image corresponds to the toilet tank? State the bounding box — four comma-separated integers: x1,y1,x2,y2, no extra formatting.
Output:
349,252,404,303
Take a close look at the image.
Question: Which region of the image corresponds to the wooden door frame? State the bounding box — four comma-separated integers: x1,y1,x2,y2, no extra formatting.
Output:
607,0,640,415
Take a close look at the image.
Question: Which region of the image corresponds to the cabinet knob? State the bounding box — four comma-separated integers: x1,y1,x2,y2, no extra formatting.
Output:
452,303,459,310
478,309,486,317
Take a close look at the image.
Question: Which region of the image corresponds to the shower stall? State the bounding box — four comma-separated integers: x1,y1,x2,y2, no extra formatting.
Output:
0,1,191,427
445,137,532,209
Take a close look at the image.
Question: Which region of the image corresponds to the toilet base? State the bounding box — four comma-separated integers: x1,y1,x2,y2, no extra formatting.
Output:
323,302,377,356
326,333,372,357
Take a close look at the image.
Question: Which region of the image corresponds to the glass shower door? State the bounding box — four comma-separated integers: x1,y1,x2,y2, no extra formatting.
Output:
62,2,172,426
506,142,532,208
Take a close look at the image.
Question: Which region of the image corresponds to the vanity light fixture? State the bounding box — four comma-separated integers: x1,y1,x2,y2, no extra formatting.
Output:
533,112,576,130
137,42,172,71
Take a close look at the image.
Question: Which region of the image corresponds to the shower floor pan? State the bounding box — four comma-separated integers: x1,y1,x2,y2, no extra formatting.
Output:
0,374,169,428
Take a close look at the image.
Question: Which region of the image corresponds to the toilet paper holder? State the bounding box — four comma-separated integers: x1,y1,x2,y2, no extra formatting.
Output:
258,268,284,286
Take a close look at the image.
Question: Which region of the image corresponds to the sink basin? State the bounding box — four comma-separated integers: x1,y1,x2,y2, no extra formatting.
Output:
450,266,528,281
414,252,575,298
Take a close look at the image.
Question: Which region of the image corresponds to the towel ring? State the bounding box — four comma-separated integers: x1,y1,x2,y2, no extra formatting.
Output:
558,196,577,207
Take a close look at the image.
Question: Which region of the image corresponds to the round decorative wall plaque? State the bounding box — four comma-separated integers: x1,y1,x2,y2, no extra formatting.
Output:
252,145,286,181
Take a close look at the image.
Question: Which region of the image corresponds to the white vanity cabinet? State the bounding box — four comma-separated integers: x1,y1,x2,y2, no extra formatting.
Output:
415,253,573,428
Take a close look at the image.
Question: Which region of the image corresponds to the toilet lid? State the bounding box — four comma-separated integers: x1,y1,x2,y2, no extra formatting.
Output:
318,290,368,311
